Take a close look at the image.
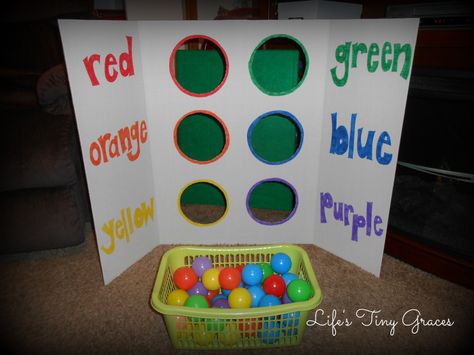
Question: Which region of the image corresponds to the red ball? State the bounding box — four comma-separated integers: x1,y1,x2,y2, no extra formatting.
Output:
236,264,245,274
263,274,286,298
173,267,198,290
219,267,242,290
206,289,219,303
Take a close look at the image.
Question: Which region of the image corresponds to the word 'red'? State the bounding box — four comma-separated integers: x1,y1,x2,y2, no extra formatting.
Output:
330,41,412,87
329,112,392,165
320,191,383,242
89,120,148,166
83,36,135,86
101,197,155,255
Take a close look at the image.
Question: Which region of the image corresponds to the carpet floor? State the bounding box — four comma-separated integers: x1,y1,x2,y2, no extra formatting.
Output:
1,224,473,354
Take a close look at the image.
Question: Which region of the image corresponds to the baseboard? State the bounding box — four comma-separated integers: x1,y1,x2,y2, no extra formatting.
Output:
384,227,474,290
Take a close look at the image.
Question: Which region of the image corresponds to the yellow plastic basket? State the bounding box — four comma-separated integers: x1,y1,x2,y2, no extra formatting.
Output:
151,244,322,350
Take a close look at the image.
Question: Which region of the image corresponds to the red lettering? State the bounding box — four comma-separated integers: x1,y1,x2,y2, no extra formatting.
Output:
83,36,134,86
83,54,101,86
119,36,135,77
105,53,118,83
109,136,120,158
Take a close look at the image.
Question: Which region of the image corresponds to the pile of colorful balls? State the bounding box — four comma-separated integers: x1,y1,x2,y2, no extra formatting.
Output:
166,252,314,344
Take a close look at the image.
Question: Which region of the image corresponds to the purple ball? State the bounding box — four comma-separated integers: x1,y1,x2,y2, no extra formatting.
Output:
212,298,230,308
187,281,208,296
192,256,213,277
282,292,292,304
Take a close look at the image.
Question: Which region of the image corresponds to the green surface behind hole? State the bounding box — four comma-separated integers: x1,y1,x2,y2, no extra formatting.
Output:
176,50,300,211
249,182,295,211
251,114,299,163
250,50,300,94
178,113,225,161
175,50,225,94
181,183,226,206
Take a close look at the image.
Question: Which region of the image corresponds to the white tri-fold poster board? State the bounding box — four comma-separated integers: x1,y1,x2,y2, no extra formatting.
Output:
59,19,419,284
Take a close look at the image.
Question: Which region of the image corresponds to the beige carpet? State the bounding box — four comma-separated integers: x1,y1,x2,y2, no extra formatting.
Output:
1,224,473,354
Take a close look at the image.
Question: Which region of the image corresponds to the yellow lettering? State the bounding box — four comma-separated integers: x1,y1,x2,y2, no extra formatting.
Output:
101,219,115,254
116,218,125,239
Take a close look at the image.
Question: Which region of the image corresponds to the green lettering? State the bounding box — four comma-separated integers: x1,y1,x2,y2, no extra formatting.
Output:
393,43,412,80
367,43,379,73
381,42,392,72
330,42,351,87
351,43,367,68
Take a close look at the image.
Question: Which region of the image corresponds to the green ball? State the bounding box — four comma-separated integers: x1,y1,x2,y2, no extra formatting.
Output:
287,279,313,302
184,294,209,308
259,263,273,282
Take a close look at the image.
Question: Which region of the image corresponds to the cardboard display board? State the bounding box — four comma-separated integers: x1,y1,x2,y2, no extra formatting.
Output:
59,19,418,284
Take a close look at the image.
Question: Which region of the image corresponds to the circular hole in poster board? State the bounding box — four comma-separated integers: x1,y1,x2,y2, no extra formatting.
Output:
175,111,229,164
246,178,298,225
179,180,228,226
249,34,308,96
170,35,229,97
248,110,303,164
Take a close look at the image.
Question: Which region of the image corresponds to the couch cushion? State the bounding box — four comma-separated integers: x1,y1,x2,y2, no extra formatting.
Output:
0,109,79,192
0,186,85,253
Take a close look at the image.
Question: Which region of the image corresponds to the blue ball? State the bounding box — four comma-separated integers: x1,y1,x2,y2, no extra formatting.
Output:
282,311,300,327
242,264,263,286
211,294,227,305
258,294,281,307
281,272,298,286
258,322,281,344
221,288,231,296
271,253,292,274
247,285,265,308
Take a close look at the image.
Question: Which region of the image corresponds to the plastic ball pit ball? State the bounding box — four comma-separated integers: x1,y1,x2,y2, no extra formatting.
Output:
287,279,313,302
258,294,281,307
228,287,252,308
184,294,209,308
247,285,266,308
219,267,242,290
263,274,286,298
259,263,273,281
173,267,198,290
206,318,225,332
187,281,208,296
192,324,214,346
219,322,240,346
281,272,298,286
239,318,262,337
211,294,227,305
259,321,281,344
271,253,292,274
282,291,292,304
212,298,230,308
242,264,263,286
167,289,189,306
206,289,219,303
202,268,221,290
192,256,213,277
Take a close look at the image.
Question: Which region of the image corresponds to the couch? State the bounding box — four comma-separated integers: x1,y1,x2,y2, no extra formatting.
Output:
0,16,91,253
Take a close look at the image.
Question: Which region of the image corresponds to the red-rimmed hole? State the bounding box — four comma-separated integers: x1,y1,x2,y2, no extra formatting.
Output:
170,35,228,97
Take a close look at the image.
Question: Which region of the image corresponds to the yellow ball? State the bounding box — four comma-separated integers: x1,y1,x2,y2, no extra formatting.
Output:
167,289,189,306
219,322,240,346
193,324,214,346
202,268,221,291
228,288,252,308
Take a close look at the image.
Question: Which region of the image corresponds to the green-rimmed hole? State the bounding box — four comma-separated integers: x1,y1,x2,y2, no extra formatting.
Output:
249,35,308,96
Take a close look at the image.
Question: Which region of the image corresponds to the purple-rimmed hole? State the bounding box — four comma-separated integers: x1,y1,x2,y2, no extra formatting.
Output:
246,178,298,225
